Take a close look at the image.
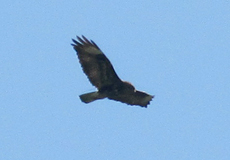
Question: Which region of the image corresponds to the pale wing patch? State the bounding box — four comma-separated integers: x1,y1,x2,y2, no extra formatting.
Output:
142,95,153,104
85,46,103,54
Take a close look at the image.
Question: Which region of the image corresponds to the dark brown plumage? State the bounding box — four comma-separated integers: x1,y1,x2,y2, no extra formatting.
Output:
71,35,154,107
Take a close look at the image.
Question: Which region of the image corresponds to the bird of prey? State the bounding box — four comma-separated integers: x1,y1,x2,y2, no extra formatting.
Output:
71,36,154,107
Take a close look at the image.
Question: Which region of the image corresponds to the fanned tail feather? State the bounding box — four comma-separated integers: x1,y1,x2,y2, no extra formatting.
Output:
79,92,106,103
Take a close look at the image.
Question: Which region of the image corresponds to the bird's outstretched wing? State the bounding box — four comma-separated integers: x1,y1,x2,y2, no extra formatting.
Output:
72,36,122,89
108,90,154,108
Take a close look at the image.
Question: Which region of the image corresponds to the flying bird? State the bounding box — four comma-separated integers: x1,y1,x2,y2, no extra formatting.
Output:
71,36,154,107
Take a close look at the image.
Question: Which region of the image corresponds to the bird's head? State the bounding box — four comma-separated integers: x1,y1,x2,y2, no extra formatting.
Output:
123,81,135,91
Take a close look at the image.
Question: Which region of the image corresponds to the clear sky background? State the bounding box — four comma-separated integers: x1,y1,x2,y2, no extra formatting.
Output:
1,1,230,160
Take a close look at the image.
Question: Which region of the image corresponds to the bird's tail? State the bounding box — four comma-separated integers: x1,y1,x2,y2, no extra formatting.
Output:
79,91,106,103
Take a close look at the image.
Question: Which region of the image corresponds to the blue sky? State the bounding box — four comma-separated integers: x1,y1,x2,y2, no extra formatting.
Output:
1,0,230,160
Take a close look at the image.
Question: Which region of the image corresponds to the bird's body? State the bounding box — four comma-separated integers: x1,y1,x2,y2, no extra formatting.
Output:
71,36,154,107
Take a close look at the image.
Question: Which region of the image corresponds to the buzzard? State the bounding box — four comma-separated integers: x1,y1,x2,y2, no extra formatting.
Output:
71,36,154,107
